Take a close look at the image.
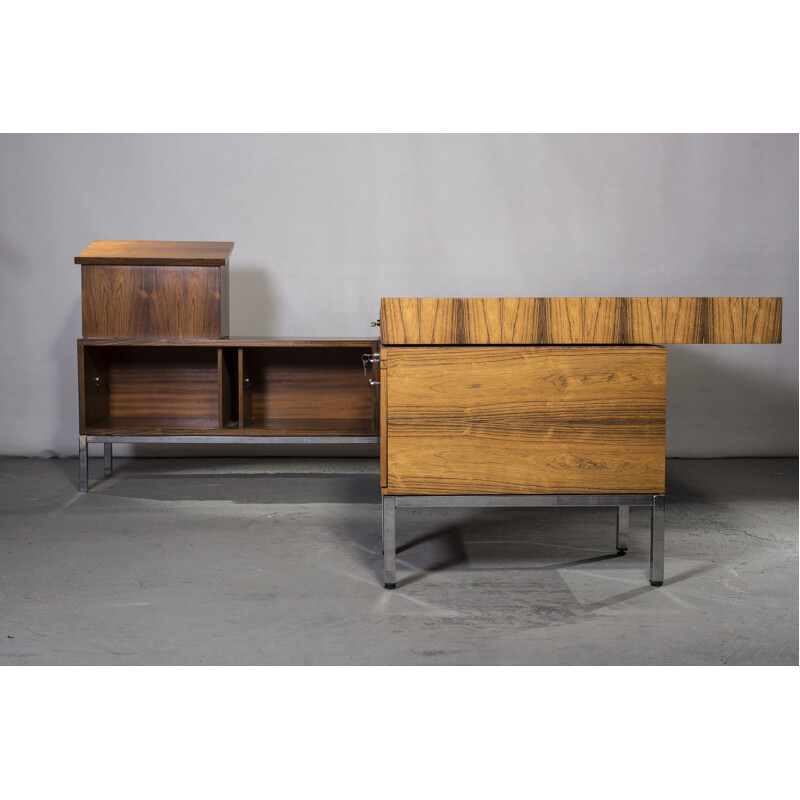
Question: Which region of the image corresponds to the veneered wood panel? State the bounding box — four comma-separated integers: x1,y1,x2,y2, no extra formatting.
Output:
380,297,782,345
84,346,219,430
384,346,666,495
241,347,374,434
380,349,388,488
82,265,227,338
75,240,234,266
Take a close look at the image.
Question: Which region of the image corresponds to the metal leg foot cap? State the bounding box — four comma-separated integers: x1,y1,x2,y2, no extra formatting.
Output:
384,582,396,590
650,580,663,587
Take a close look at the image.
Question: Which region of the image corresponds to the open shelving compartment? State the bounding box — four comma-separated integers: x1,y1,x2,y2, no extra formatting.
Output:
77,338,380,489
80,343,226,434
79,339,378,436
238,341,378,436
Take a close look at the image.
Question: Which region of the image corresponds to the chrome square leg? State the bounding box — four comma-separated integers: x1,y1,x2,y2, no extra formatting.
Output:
382,496,397,589
650,494,665,586
104,443,113,478
79,435,88,492
616,505,629,554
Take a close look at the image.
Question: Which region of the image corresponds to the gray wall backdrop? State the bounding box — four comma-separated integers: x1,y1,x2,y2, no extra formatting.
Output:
0,133,796,458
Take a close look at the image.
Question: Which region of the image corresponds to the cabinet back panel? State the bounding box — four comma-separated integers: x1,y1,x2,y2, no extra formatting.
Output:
243,348,373,427
105,348,219,427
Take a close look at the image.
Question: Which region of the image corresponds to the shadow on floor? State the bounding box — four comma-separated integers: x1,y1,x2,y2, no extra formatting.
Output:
93,471,382,505
373,505,719,601
666,458,798,504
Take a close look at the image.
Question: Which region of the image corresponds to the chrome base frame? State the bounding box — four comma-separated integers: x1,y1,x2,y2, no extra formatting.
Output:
78,434,380,492
381,493,666,589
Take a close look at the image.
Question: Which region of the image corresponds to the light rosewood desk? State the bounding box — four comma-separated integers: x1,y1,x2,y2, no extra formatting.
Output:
375,297,782,589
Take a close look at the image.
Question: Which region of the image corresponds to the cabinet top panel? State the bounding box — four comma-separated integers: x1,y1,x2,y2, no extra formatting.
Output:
78,337,378,348
380,297,782,345
75,240,235,266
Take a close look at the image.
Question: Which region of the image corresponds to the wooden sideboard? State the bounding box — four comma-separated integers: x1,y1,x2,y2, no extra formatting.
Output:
75,240,379,491
78,338,379,491
378,296,782,589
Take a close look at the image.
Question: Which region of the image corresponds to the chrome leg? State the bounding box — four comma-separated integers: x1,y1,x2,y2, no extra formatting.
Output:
616,505,629,554
382,496,396,589
104,443,113,478
650,494,665,586
79,435,88,492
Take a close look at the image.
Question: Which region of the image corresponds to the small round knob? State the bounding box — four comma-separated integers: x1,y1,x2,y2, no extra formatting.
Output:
370,319,380,327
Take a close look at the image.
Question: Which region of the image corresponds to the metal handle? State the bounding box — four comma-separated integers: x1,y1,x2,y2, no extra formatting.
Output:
369,379,380,386
362,353,380,376
370,318,380,327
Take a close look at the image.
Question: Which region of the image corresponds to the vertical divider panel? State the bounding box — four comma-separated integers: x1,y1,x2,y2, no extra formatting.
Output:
217,348,225,429
218,347,238,429
238,348,252,429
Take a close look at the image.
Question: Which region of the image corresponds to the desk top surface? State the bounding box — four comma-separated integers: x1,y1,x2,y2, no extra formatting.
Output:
379,297,782,345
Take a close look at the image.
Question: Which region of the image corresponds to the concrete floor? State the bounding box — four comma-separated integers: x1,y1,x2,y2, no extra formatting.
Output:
0,456,796,665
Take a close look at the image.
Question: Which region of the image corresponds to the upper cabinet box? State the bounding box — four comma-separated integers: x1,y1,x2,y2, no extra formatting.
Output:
75,240,234,339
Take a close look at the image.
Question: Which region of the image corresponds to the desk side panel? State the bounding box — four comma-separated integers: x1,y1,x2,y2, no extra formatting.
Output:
384,346,667,495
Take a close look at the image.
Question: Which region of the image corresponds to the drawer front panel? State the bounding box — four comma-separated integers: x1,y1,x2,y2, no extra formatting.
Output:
384,346,666,495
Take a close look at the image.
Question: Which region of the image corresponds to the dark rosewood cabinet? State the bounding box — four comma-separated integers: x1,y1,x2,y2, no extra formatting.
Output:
75,240,378,490
76,240,233,339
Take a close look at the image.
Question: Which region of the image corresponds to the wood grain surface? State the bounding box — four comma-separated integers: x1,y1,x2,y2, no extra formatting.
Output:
241,347,375,434
380,297,782,345
380,353,388,487
81,346,220,431
79,341,377,436
383,346,666,495
81,264,227,338
75,240,234,266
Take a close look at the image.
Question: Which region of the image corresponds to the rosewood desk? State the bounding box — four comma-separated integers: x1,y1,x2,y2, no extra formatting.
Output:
375,297,782,589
